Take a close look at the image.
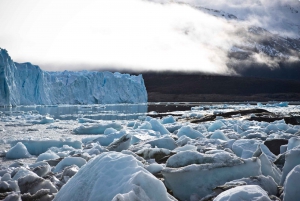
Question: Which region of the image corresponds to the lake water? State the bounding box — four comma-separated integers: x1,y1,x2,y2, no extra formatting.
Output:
0,103,198,121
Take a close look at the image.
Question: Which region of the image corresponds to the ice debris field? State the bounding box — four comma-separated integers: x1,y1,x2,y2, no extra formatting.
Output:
0,102,300,201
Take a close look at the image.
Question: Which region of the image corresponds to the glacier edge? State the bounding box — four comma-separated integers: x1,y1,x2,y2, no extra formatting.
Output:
0,48,147,106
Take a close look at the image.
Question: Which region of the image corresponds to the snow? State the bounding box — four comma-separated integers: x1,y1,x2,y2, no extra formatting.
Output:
283,165,300,201
54,152,174,201
6,142,31,159
177,125,204,139
0,49,147,106
214,185,271,201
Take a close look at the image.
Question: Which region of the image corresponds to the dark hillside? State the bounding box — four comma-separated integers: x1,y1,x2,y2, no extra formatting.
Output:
142,72,300,102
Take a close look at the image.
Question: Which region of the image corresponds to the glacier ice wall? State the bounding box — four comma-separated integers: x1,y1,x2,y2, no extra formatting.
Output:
0,48,147,106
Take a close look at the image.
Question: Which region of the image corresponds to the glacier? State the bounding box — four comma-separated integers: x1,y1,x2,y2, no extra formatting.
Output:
0,48,147,106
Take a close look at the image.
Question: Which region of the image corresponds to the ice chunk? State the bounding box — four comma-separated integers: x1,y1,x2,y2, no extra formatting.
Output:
54,152,174,201
283,165,300,201
149,119,170,135
162,157,261,200
136,148,171,161
12,167,38,180
104,128,118,135
210,130,229,141
232,139,261,159
176,135,192,146
10,139,81,155
225,175,278,196
214,185,271,201
18,174,57,195
258,153,281,184
53,157,87,173
138,122,152,130
87,130,126,146
38,116,54,124
0,49,147,106
36,151,60,162
173,144,197,152
162,115,176,124
146,136,177,150
280,146,300,185
107,134,132,152
177,126,204,139
166,150,243,168
287,137,300,150
208,120,225,132
1,173,11,181
73,122,122,134
146,163,164,174
6,142,31,159
29,161,51,177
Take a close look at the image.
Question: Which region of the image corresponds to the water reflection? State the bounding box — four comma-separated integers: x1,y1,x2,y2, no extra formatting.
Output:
0,104,148,120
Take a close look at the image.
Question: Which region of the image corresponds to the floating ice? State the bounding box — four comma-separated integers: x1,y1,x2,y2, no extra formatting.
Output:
6,142,31,159
54,152,174,201
10,139,82,155
73,122,122,134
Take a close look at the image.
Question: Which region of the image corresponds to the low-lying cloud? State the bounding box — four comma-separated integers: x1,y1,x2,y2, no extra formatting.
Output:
0,0,299,75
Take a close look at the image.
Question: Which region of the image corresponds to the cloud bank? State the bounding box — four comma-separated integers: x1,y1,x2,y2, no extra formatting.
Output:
0,0,299,74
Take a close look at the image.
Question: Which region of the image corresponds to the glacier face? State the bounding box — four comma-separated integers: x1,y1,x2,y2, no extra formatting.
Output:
0,48,147,106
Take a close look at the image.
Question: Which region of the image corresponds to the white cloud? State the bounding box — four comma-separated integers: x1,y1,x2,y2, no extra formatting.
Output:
0,0,299,73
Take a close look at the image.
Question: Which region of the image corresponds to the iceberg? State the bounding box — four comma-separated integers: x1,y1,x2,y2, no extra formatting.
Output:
0,48,147,106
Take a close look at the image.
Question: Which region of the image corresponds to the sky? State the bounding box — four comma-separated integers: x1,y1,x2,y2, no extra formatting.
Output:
0,0,299,74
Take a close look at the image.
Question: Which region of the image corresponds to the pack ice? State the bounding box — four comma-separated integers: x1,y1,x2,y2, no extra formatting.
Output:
0,48,147,106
